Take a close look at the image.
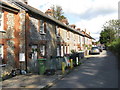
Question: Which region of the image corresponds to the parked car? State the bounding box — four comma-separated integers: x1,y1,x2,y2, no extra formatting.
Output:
89,47,100,54
98,46,103,52
102,46,106,50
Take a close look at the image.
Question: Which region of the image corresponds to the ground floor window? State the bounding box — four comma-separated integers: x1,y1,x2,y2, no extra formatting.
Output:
0,45,3,58
67,45,70,54
40,45,46,57
31,45,38,60
61,46,64,56
64,45,67,54
0,44,3,64
57,45,60,56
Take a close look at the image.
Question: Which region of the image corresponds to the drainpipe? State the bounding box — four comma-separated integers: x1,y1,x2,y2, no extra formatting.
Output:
25,12,28,72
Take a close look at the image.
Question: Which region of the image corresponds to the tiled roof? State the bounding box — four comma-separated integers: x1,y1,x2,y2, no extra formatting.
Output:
14,1,85,37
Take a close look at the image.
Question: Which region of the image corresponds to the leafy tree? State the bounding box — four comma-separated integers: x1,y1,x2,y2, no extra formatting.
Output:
50,5,66,20
99,20,118,45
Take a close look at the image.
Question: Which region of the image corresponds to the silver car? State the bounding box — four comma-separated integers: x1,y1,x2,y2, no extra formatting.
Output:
89,47,100,54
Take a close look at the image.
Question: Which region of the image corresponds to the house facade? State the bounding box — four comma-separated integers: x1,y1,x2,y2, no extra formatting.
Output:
0,0,93,75
0,0,27,75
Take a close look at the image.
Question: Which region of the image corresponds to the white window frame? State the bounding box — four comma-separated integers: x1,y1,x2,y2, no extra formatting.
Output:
0,44,3,59
0,11,4,31
57,46,60,56
67,45,70,54
56,26,60,37
40,20,45,34
31,45,38,60
61,46,64,56
64,45,67,54
40,45,46,56
67,31,70,40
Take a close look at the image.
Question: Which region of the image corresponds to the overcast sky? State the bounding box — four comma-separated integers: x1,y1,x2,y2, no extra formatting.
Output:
28,0,119,41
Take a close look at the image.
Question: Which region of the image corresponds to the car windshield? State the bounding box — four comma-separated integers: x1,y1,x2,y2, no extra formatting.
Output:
92,47,98,50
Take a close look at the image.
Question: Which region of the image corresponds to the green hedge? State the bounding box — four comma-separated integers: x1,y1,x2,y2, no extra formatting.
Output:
107,38,120,55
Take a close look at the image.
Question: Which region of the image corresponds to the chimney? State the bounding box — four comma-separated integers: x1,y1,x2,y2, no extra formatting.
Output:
61,19,69,25
84,29,87,33
70,24,76,29
45,9,53,16
88,32,90,35
77,28,81,32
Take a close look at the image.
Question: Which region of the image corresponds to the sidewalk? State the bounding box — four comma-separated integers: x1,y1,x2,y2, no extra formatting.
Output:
1,58,87,89
2,70,62,88
2,68,76,89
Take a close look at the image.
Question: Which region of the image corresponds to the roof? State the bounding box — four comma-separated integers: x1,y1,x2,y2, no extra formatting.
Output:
14,1,85,37
0,0,19,13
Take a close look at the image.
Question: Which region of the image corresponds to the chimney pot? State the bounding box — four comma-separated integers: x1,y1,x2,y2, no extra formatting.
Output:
70,24,76,29
77,28,81,31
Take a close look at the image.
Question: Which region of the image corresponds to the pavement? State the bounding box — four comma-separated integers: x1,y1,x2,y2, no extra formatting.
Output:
1,58,86,89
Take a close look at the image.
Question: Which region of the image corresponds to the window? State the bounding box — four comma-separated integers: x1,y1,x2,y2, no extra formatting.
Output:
40,20,45,34
64,46,67,54
57,45,60,56
61,46,64,56
67,31,70,40
67,45,70,54
56,26,60,37
0,45,3,60
31,45,38,60
0,11,3,30
40,45,46,56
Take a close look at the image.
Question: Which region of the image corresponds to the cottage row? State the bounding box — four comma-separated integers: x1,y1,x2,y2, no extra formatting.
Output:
0,0,93,74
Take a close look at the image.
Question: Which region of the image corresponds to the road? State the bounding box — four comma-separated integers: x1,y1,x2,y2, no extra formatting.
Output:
51,50,118,88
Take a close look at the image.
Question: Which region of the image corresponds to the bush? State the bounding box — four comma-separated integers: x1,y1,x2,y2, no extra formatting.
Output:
108,38,120,55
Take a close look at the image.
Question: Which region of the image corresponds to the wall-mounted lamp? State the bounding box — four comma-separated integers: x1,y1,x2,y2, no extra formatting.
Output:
0,30,6,39
0,30,6,33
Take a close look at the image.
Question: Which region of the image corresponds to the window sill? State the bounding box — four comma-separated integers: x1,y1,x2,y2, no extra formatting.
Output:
0,29,6,33
57,35,60,38
0,64,7,67
40,33,46,35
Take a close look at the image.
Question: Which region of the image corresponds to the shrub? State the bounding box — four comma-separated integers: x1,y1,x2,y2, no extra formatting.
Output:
108,38,120,55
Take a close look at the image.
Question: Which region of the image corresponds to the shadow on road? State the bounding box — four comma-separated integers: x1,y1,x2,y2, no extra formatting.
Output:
52,50,118,88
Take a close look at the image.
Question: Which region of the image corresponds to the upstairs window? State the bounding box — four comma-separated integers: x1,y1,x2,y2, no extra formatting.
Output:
67,31,70,40
40,20,46,34
56,26,60,37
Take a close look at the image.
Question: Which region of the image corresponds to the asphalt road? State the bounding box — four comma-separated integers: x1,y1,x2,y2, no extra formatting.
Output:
51,50,118,88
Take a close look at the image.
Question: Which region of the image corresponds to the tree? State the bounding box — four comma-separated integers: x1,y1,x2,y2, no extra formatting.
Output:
99,20,118,45
50,5,66,20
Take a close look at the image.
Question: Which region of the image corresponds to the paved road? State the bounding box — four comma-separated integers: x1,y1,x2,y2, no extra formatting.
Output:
51,50,118,88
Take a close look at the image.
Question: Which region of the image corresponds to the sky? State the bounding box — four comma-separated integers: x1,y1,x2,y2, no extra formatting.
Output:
28,0,119,41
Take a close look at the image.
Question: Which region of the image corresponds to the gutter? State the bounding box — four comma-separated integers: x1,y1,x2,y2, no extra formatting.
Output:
0,1,19,13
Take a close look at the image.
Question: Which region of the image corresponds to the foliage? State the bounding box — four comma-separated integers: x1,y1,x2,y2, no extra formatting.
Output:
84,44,88,48
88,44,92,50
99,19,119,45
71,49,76,54
50,5,66,20
107,38,120,55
